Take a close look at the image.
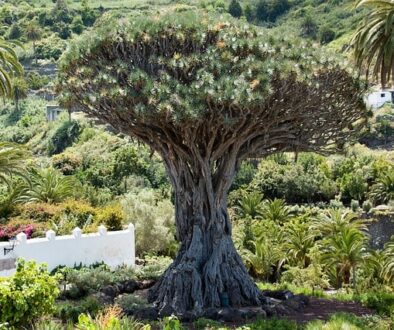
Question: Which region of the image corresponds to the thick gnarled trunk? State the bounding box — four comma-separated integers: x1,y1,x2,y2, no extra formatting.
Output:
148,156,263,316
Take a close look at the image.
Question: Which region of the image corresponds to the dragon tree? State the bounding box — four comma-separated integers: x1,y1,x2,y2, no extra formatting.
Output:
58,10,367,317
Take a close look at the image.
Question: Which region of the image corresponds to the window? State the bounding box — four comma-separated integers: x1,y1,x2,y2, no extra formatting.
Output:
381,93,386,97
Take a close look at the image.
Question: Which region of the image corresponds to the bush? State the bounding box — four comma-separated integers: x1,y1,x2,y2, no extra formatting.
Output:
56,296,101,323
96,204,124,231
121,189,175,255
27,71,50,90
136,255,173,280
320,26,336,44
281,264,330,290
48,120,81,155
61,264,134,298
255,0,291,23
228,0,243,18
0,221,37,241
0,259,59,327
18,202,62,222
52,152,82,175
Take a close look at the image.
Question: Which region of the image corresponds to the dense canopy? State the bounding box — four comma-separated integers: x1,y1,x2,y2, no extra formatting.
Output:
59,11,367,159
59,10,368,316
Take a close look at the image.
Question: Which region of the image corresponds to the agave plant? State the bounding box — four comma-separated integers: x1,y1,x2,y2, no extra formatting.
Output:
0,142,30,183
351,0,394,86
369,170,394,204
27,168,78,204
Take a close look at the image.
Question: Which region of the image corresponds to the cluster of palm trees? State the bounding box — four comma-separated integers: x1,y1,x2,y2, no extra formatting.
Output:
235,193,394,289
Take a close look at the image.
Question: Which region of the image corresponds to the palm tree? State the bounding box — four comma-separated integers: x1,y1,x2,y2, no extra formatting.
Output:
27,168,77,204
312,209,367,236
369,170,394,204
236,191,264,219
12,77,28,112
242,237,285,281
382,237,394,284
321,226,368,288
259,198,291,224
25,23,41,66
0,142,29,183
351,0,394,86
283,220,317,268
0,38,23,98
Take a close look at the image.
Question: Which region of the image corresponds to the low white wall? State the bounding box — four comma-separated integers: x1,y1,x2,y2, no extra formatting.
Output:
0,224,135,277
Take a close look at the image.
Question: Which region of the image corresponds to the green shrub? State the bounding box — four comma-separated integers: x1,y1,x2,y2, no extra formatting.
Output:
96,204,124,231
0,259,59,327
48,120,81,155
56,296,101,323
243,318,298,330
136,255,173,280
281,264,330,290
52,152,82,175
121,189,175,255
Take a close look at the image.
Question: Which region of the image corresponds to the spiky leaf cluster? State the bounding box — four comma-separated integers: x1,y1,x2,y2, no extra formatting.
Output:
58,10,367,158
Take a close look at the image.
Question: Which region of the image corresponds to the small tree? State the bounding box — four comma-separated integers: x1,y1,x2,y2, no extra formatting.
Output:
12,77,28,112
58,11,367,316
25,23,42,66
300,14,318,39
228,0,243,18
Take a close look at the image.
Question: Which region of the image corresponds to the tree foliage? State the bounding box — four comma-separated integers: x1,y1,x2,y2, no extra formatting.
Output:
0,38,23,98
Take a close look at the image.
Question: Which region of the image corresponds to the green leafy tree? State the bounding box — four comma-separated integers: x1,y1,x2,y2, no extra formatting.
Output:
71,16,84,34
58,10,367,314
313,209,367,236
228,0,243,18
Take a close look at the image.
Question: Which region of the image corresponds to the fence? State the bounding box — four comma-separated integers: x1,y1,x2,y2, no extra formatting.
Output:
0,224,135,277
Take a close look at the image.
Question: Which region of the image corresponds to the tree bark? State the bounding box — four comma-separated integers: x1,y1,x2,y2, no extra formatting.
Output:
147,154,264,317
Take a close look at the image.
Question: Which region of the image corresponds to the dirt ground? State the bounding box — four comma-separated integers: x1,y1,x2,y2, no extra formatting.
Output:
285,296,374,324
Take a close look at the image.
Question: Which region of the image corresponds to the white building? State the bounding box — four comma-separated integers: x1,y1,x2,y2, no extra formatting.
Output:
366,89,394,109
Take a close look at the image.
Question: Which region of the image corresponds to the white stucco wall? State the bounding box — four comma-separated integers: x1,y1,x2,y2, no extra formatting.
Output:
0,224,135,277
366,90,393,109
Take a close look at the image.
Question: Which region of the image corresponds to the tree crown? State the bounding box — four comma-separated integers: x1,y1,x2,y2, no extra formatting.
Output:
58,10,367,158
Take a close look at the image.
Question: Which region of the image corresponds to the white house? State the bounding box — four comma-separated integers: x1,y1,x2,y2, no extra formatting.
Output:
366,89,394,109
